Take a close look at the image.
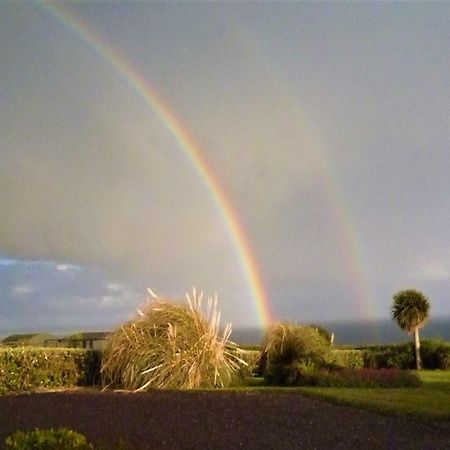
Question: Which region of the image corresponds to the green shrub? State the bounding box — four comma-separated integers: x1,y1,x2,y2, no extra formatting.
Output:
297,368,421,388
331,349,364,369
101,289,241,390
0,348,101,394
233,348,261,379
308,324,333,343
5,428,93,450
420,339,450,370
348,341,450,370
262,323,331,386
360,343,415,370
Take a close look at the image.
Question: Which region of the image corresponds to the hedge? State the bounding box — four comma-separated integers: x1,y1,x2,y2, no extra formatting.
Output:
0,347,101,394
420,339,450,370
353,339,450,370
361,343,415,370
297,367,421,388
330,349,364,369
1,339,447,395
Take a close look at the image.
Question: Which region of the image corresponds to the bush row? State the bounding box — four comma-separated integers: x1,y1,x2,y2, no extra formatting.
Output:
295,367,421,388
331,339,450,370
330,349,365,369
0,347,101,394
258,337,450,373
361,343,414,370
421,339,450,370
1,339,448,395
355,339,450,370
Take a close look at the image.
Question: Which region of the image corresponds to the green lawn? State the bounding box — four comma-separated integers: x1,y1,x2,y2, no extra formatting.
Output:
231,371,450,420
296,371,450,420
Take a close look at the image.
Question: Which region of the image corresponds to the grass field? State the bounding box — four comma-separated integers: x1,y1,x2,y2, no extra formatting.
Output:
295,371,450,420
234,371,450,421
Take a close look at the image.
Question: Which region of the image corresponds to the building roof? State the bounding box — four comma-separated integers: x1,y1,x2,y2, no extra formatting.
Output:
65,331,110,341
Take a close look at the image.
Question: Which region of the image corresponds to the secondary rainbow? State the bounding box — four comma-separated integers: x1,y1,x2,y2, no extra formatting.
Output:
40,2,273,328
233,27,376,320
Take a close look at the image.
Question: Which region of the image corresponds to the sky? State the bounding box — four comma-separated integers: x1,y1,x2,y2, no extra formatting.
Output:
1,2,449,334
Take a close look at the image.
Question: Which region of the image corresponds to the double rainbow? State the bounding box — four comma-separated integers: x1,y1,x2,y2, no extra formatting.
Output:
40,3,273,328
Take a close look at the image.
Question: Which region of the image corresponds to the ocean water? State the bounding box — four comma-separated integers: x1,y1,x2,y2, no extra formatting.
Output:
231,317,450,346
1,317,449,347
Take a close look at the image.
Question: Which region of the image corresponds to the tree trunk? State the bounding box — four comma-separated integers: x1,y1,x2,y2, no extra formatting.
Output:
413,327,422,370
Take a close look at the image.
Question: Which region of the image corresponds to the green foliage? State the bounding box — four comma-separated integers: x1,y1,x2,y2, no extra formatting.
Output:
331,349,364,369
296,368,421,388
262,323,331,385
5,428,93,450
361,343,415,370
308,324,333,343
0,348,101,394
391,289,430,332
420,339,450,370
391,288,430,369
233,348,261,379
356,340,450,370
298,371,450,420
101,290,241,390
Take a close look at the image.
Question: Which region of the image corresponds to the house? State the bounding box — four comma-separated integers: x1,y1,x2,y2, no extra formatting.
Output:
1,333,57,347
67,331,109,349
45,331,109,349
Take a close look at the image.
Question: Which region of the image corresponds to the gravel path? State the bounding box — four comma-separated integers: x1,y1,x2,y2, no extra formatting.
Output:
0,391,448,449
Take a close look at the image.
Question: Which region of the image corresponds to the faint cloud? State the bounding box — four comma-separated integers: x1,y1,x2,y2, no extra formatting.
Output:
106,283,125,292
100,295,116,305
12,285,34,296
98,283,139,311
419,262,449,281
99,289,135,310
55,264,81,272
0,257,18,266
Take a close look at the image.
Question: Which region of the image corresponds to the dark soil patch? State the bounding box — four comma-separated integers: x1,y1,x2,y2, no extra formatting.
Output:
0,390,448,449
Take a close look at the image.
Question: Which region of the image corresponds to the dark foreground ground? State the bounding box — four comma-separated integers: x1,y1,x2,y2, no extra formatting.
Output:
0,391,449,449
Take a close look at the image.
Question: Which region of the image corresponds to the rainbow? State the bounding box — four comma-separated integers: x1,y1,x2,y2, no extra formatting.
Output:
231,27,376,320
40,2,273,328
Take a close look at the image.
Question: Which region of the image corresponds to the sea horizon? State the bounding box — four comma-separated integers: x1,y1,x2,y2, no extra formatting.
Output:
1,316,449,347
231,316,450,346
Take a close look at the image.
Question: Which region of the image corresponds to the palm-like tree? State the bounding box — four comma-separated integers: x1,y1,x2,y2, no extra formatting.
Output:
391,289,430,370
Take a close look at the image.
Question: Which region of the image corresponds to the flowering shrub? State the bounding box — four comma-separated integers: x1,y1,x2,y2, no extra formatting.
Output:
298,367,421,388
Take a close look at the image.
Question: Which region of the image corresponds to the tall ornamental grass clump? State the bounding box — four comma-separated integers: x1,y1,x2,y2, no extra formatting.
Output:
101,289,242,390
261,323,332,385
